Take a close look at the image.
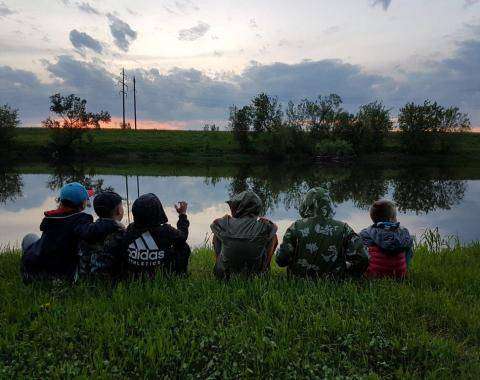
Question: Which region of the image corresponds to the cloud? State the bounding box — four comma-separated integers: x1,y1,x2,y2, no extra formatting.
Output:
163,0,199,15
464,0,480,8
69,29,103,54
77,2,100,15
178,21,210,41
0,1,15,17
371,0,392,10
1,31,480,127
107,14,137,51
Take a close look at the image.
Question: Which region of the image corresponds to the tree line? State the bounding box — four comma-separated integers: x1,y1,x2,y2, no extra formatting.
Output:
229,93,471,158
0,92,472,159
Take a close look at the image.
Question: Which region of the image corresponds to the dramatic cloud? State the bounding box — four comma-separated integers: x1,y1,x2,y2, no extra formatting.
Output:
77,2,100,15
178,22,210,41
1,32,479,127
0,1,14,17
371,0,392,10
107,14,137,51
69,29,103,54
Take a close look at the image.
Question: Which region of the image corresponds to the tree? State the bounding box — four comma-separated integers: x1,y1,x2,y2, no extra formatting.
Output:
42,93,111,157
203,123,219,131
355,101,393,152
398,100,470,153
0,104,20,149
250,93,283,133
229,105,252,151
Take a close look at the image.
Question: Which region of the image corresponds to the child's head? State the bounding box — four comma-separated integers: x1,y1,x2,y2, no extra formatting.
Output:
59,182,90,211
370,199,397,223
93,191,124,221
132,193,168,228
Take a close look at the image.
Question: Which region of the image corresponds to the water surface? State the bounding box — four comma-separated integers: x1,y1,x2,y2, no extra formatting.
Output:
1,163,479,247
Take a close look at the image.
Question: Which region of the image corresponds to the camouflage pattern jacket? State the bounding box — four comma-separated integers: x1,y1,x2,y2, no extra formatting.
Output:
79,218,125,275
275,188,369,278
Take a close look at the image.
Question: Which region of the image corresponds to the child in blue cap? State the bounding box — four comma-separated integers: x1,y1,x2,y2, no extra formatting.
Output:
21,182,100,282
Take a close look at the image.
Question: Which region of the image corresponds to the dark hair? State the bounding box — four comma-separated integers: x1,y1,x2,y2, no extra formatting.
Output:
93,191,123,218
59,198,83,210
370,200,397,223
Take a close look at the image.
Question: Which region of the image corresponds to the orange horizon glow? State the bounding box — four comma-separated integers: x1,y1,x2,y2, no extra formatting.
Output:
100,117,191,130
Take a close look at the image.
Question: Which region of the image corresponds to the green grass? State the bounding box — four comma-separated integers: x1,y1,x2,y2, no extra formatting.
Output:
1,244,479,378
8,128,480,164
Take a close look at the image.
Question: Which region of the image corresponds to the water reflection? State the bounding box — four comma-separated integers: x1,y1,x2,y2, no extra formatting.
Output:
0,162,478,247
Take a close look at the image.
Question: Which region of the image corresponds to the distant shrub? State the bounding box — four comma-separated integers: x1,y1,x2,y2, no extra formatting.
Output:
315,139,354,158
0,104,19,149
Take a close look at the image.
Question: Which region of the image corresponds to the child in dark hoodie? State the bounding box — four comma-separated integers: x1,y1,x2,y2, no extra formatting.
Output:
79,191,125,276
97,193,191,277
21,182,99,282
360,200,413,279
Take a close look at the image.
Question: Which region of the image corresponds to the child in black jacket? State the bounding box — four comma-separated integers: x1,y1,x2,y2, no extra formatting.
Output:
21,182,98,282
80,191,125,275
94,193,191,278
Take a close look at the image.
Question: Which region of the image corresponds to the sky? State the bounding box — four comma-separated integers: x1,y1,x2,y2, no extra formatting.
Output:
0,0,479,129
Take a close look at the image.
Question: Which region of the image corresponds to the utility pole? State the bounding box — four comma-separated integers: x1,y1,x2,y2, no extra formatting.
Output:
118,68,128,128
133,76,137,131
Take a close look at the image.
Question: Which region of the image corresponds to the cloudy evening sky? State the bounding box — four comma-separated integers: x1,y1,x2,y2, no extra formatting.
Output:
0,0,479,129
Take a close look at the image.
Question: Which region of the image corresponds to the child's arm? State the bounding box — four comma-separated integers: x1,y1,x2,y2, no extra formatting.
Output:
343,225,370,277
275,222,298,268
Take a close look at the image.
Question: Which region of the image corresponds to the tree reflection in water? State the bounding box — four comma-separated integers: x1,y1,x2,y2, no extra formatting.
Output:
40,162,468,216
0,161,23,204
227,164,467,215
47,164,114,194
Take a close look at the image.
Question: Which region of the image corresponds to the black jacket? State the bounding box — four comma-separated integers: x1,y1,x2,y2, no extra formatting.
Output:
21,209,100,281
95,194,190,277
79,218,125,275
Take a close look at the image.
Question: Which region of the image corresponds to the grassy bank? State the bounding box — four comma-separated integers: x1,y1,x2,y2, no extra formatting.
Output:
7,128,480,164
1,244,479,378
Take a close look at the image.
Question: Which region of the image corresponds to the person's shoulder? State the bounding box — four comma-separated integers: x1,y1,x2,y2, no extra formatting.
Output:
75,212,94,222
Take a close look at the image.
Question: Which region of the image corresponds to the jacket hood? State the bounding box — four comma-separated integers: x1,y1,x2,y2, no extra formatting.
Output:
360,222,413,253
227,190,262,218
132,193,168,228
299,187,334,219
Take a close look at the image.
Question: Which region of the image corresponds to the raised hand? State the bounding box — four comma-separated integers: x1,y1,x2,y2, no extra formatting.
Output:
174,201,188,215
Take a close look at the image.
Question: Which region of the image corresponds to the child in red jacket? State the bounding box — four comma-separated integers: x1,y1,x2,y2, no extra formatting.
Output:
360,200,413,279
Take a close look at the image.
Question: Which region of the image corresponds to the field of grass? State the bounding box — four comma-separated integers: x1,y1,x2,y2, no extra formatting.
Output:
8,128,480,164
1,243,479,378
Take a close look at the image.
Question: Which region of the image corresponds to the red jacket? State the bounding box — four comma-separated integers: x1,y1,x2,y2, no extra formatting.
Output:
365,246,407,279
360,223,413,279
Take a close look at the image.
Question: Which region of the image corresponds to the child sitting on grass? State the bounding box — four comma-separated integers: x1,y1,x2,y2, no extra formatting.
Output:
210,190,278,279
80,191,125,276
360,200,413,279
21,182,97,283
275,187,369,278
95,193,191,277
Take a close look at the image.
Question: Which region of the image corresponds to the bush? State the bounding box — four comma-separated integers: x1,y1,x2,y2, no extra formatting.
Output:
398,100,470,153
315,139,354,158
42,94,110,158
0,104,19,149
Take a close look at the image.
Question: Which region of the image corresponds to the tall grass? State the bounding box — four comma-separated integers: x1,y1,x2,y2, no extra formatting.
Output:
0,242,479,378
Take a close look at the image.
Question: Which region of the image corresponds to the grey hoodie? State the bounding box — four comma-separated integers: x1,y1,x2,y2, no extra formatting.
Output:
211,191,277,277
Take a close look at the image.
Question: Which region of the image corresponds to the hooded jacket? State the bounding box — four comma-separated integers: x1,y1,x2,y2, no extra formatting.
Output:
275,187,369,278
211,191,277,277
21,207,103,281
360,222,413,278
95,193,190,277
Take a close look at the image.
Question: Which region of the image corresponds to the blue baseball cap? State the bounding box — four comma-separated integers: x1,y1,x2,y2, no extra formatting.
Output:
59,182,89,206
